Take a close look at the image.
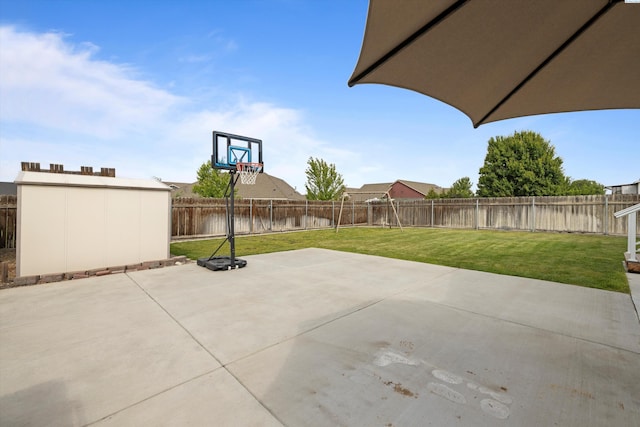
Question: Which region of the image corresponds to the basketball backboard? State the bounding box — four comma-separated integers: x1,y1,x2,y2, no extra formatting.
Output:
212,131,263,172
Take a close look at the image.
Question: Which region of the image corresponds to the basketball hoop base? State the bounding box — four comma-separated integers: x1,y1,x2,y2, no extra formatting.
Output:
197,256,247,271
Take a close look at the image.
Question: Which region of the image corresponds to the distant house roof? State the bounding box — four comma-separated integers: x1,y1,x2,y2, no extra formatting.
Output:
237,173,305,200
345,180,445,202
0,182,17,195
394,180,445,197
164,173,304,200
606,180,640,195
345,183,392,202
162,181,196,198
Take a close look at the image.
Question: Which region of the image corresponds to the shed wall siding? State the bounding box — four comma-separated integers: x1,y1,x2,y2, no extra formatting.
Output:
17,178,170,277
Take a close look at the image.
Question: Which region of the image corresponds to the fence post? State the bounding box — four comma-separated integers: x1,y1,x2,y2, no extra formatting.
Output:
352,200,355,226
5,201,9,245
531,197,536,232
475,198,479,230
270,199,273,231
250,199,253,234
431,200,434,227
305,199,308,230
604,195,608,235
176,209,180,237
332,201,335,227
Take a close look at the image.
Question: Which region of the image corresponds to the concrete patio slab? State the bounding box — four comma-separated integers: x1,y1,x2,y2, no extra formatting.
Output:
402,267,640,353
628,272,640,323
230,297,639,426
0,274,219,426
1,248,638,426
128,248,456,365
93,369,282,426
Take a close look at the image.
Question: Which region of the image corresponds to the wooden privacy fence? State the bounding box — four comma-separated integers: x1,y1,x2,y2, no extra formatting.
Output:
395,195,639,235
172,194,639,238
172,198,368,238
1,195,637,243
1,195,17,249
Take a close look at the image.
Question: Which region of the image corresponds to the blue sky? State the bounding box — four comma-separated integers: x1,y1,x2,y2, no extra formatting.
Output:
1,0,638,193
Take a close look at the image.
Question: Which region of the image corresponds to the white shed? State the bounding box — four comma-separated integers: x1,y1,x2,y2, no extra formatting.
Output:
16,171,171,277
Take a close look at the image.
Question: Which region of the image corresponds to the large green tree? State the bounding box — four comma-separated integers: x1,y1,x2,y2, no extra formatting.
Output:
192,161,232,198
566,179,605,195
305,157,345,201
445,177,474,198
477,131,567,197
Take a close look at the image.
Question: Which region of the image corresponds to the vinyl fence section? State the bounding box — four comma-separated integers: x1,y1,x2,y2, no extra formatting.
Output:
171,195,639,239
0,195,17,249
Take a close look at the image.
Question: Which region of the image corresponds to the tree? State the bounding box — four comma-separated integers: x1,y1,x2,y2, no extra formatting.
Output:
477,131,567,197
425,188,442,199
192,161,232,198
446,177,474,198
305,157,345,201
566,179,605,195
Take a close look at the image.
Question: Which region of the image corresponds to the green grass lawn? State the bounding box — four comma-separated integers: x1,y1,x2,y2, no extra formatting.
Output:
170,227,630,293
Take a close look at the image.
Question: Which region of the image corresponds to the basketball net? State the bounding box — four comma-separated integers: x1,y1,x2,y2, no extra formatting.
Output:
236,163,263,185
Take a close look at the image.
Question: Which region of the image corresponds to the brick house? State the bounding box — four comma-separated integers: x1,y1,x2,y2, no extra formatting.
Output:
346,180,445,202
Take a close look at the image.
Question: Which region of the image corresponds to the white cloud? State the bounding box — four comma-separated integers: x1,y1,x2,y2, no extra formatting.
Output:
0,25,356,192
0,26,183,139
164,99,356,190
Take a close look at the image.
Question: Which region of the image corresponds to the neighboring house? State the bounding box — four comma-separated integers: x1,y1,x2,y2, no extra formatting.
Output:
346,180,445,202
162,181,196,198
607,180,640,195
0,182,18,196
388,180,445,199
345,183,394,202
237,173,305,200
164,173,305,200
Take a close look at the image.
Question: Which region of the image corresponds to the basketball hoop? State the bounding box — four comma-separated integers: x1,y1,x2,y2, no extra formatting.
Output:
236,162,263,185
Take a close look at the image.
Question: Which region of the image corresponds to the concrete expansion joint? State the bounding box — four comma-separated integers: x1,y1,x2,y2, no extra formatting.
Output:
124,275,288,427
629,293,640,325
84,368,221,426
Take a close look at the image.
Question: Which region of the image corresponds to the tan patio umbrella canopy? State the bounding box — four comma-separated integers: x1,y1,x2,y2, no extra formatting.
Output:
348,0,640,128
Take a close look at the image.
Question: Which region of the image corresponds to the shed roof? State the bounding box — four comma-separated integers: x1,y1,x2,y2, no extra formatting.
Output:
15,171,171,191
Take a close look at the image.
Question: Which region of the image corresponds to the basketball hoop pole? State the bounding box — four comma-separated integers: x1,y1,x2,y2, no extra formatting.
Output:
228,170,237,268
197,169,246,270
198,130,263,271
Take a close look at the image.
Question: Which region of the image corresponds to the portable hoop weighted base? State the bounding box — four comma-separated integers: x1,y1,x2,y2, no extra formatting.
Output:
197,131,263,272
197,171,247,271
